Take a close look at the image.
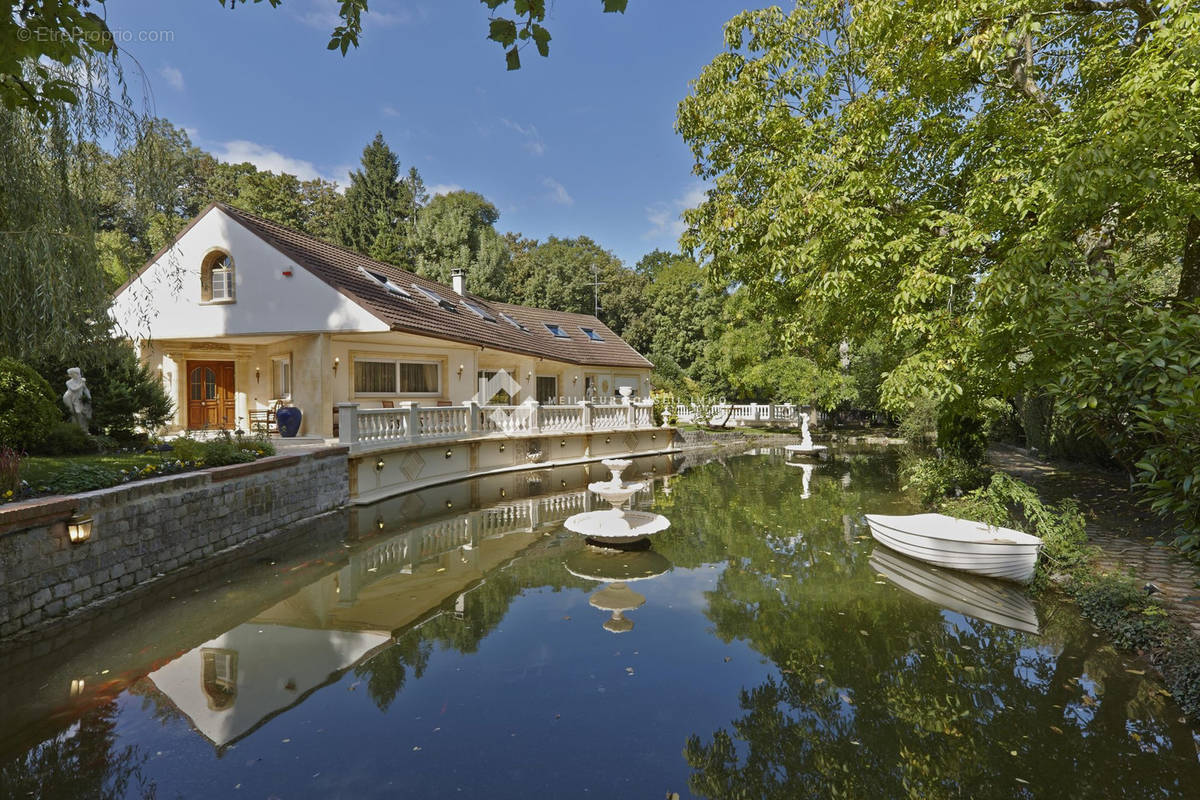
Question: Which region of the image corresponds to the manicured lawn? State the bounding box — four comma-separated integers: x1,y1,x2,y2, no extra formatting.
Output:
19,453,164,488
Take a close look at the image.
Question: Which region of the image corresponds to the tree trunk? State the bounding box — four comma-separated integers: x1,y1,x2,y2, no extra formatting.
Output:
1177,152,1200,303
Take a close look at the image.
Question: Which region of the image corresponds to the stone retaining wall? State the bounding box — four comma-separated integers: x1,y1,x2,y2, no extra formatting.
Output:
0,447,348,640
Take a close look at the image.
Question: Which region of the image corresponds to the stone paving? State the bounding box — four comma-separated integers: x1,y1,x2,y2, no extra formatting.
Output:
988,445,1200,635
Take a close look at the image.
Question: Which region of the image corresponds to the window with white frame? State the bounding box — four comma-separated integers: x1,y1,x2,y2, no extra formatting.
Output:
544,323,570,338
201,251,235,302
272,356,291,399
354,359,440,395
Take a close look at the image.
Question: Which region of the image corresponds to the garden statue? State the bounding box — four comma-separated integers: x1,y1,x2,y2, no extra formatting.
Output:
800,412,813,449
62,367,92,432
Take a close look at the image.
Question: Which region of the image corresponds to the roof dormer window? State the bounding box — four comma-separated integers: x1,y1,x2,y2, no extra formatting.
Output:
544,323,571,339
361,267,412,298
501,312,529,332
462,300,498,322
201,251,235,303
413,284,457,311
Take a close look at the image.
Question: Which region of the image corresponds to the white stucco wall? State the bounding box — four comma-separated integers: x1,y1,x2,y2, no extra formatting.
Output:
110,207,389,341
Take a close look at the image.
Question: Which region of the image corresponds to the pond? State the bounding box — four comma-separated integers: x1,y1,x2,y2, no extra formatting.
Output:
1,447,1197,798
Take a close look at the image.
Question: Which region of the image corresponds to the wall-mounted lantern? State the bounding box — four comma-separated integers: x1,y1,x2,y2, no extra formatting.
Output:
333,356,340,375
66,514,93,544
375,457,385,472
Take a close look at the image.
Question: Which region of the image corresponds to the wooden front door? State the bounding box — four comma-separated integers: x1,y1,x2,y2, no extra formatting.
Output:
186,360,236,429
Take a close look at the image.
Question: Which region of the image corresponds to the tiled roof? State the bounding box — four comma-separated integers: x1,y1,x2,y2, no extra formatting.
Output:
212,203,652,370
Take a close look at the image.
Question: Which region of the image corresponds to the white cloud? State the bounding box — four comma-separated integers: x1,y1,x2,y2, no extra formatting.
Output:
160,65,184,91
644,182,708,240
429,183,464,196
501,118,545,156
298,0,411,31
381,105,402,118
212,140,327,182
543,177,574,206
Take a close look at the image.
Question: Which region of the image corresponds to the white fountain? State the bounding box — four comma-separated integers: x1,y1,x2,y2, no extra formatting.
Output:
785,412,827,459
563,458,670,548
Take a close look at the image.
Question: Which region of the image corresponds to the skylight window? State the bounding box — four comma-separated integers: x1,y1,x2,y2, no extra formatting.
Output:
413,284,457,311
580,327,604,342
462,300,497,322
544,323,571,339
361,267,411,298
501,313,529,332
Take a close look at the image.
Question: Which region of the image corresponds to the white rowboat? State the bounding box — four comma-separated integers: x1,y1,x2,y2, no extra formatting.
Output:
864,512,1042,584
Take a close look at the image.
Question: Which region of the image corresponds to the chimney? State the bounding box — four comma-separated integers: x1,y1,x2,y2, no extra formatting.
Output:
451,268,466,296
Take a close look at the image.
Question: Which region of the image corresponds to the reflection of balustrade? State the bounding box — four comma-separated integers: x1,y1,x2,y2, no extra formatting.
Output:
343,486,619,597
338,397,658,452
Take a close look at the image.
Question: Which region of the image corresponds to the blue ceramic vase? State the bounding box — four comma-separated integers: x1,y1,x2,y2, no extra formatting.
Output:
276,406,302,437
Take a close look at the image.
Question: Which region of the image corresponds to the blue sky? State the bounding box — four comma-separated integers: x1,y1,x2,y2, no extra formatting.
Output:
106,0,747,267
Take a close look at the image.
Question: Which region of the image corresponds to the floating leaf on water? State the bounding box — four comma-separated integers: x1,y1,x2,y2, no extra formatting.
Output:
859,630,869,636
412,746,422,751
1009,750,1018,756
782,574,793,578
1049,725,1063,735
815,678,826,685
1015,778,1029,785
1125,669,1146,676
874,580,886,585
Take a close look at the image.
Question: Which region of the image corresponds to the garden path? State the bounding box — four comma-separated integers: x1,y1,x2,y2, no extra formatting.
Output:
988,445,1200,635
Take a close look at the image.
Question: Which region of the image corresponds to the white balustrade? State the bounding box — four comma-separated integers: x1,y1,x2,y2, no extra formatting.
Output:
337,398,657,451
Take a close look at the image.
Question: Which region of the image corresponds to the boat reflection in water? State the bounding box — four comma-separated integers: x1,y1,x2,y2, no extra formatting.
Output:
136,454,676,752
869,547,1040,635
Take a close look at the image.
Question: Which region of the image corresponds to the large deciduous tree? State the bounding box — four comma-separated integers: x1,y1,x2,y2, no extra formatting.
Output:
410,191,511,298
678,1,1200,543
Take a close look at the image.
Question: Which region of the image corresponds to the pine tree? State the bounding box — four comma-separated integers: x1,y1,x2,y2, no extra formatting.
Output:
335,133,413,264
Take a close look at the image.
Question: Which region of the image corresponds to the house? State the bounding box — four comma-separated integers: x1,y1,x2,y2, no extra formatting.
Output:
110,202,653,438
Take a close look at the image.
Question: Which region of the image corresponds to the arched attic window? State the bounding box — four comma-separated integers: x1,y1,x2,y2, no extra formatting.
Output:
201,251,235,302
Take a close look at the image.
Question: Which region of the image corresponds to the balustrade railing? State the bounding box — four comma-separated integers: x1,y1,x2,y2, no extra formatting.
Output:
337,398,658,451
672,401,822,428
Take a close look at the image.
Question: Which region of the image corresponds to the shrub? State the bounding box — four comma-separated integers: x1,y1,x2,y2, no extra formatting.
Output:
168,434,204,463
1167,638,1200,720
936,409,988,463
902,455,991,506
0,357,61,451
168,431,271,467
1049,295,1200,558
48,464,122,494
37,421,99,455
896,395,938,447
939,472,1089,575
199,439,258,467
1069,571,1170,651
33,337,173,439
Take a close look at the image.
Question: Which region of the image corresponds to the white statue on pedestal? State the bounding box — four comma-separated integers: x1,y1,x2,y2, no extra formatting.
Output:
62,367,92,432
800,412,813,449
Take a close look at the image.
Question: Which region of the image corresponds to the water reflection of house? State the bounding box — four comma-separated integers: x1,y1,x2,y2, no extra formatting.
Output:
146,624,391,749
143,463,668,751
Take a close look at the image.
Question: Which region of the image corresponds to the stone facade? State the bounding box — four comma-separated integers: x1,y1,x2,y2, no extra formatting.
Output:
0,448,348,641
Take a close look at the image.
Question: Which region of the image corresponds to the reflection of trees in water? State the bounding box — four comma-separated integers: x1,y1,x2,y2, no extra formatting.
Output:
669,455,1200,798
354,541,596,712
0,701,156,799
